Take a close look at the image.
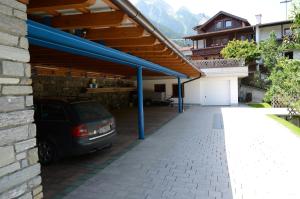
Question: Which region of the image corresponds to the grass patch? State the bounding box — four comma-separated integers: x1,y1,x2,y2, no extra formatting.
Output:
248,103,300,136
268,115,300,136
247,103,272,108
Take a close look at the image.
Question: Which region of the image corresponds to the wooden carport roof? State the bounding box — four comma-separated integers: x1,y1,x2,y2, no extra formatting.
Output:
23,0,201,78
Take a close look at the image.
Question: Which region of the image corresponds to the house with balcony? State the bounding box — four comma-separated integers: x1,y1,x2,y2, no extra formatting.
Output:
255,19,300,60
184,11,255,60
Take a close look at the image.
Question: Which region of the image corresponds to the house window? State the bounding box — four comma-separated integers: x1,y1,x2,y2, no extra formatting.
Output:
284,51,293,59
154,84,166,93
225,20,232,28
172,84,184,98
213,37,229,46
216,21,223,29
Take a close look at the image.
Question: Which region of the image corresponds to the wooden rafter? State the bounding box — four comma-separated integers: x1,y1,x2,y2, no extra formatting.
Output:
52,11,125,29
77,7,90,13
28,0,96,13
18,0,29,4
102,0,119,10
116,44,167,52
86,26,145,40
104,36,158,48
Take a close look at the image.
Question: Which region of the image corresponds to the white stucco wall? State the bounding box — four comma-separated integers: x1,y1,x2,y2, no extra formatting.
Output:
259,23,292,41
259,25,282,41
184,78,201,104
142,78,182,103
142,76,239,105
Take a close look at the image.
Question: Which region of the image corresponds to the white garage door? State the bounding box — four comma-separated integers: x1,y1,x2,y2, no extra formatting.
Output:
201,80,231,105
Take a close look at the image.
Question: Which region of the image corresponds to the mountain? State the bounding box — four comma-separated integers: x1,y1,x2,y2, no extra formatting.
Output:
132,0,209,45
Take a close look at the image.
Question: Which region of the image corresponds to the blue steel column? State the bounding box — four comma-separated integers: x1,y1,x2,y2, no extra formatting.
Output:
178,77,183,113
137,66,145,139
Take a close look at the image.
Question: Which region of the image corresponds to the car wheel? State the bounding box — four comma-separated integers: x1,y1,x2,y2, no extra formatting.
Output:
38,140,57,165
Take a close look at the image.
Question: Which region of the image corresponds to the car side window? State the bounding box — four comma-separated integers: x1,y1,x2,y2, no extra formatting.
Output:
41,104,67,121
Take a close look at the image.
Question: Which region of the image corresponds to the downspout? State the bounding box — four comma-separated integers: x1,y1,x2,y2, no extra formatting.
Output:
181,76,202,107
111,0,202,76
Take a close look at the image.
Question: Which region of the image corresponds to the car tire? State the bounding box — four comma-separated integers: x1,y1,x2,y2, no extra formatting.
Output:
38,140,57,165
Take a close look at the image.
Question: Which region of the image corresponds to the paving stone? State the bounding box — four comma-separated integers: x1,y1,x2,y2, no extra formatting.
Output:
62,107,300,199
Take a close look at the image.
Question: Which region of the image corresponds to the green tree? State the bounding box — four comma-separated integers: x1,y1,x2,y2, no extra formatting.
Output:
221,39,260,64
265,59,300,112
285,0,300,49
259,32,284,71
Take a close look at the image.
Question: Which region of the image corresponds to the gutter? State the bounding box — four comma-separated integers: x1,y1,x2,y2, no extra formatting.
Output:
182,76,201,85
111,0,203,77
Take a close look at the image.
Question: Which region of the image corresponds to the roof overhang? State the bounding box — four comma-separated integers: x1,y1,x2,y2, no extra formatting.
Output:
26,0,202,78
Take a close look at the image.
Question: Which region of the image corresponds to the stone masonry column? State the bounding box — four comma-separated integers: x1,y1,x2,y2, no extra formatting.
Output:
0,1,42,199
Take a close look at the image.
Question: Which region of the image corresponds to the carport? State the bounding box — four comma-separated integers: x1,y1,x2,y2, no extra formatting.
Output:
25,0,201,198
27,0,201,139
0,0,202,198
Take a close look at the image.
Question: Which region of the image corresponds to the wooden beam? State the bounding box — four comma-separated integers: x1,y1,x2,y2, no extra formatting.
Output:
131,50,174,57
86,27,144,40
52,11,125,29
28,0,96,13
104,36,157,47
18,0,29,4
77,7,90,13
102,0,119,10
115,44,167,52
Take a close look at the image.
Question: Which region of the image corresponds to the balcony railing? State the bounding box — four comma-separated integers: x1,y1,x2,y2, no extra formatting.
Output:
192,59,246,69
192,46,225,56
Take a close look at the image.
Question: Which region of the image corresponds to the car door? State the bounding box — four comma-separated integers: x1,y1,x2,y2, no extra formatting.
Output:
37,102,73,156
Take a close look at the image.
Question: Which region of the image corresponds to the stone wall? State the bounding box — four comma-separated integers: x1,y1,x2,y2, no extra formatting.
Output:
33,76,134,110
0,1,42,199
240,85,266,103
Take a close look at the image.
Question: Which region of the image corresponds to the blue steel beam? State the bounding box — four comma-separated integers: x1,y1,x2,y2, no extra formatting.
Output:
178,77,183,113
137,66,145,139
27,20,187,78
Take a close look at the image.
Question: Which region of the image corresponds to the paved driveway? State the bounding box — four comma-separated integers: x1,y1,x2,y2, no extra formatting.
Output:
62,106,300,199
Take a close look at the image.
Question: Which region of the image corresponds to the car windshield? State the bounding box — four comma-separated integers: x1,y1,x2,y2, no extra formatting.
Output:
72,102,112,122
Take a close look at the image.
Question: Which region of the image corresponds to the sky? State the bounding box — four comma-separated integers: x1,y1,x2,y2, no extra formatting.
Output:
130,0,294,25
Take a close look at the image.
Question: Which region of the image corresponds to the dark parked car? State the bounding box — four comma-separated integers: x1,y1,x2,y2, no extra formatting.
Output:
34,99,116,164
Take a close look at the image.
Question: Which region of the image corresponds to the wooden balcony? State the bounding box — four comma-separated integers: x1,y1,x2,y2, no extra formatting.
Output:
192,46,225,57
